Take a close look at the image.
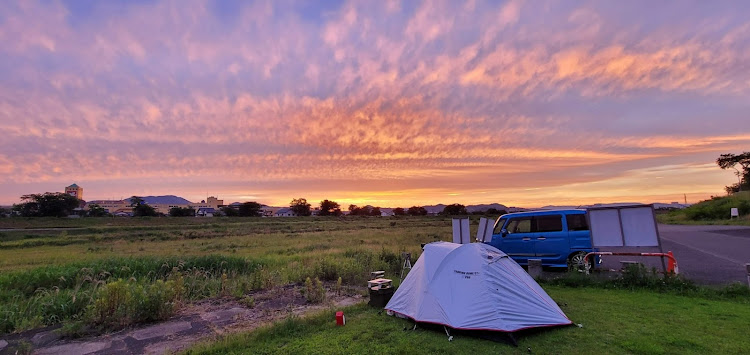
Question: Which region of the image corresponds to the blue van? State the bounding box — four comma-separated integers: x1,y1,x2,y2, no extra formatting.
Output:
485,209,595,269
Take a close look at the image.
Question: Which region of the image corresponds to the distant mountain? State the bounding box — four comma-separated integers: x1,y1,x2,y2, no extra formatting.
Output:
465,203,510,213
423,204,445,214
131,195,193,205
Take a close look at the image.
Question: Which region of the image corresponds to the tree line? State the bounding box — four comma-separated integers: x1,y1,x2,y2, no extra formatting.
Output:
5,193,507,218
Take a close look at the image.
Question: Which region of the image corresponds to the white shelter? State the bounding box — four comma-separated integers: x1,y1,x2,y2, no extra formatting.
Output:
385,242,571,333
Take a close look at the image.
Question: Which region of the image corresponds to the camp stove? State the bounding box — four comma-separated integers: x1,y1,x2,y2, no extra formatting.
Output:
367,270,394,307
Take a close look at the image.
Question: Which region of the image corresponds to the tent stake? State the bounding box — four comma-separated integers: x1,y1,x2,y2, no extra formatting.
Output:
443,326,454,341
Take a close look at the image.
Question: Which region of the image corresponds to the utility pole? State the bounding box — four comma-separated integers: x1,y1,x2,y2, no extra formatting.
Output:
684,194,687,205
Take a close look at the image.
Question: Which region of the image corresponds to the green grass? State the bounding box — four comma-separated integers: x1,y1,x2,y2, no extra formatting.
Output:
186,286,750,354
2,215,749,354
658,192,750,225
0,255,261,297
0,217,445,272
0,217,447,334
540,264,750,301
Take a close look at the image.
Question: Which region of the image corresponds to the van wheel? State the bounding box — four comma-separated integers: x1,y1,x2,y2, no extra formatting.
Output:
568,252,591,273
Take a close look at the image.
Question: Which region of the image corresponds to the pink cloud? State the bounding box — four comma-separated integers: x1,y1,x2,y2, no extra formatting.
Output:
1,0,749,206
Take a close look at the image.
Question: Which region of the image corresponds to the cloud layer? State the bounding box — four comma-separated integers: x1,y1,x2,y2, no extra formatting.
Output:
1,0,749,206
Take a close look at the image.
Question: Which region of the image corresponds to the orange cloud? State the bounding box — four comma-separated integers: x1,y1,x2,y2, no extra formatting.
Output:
1,0,749,206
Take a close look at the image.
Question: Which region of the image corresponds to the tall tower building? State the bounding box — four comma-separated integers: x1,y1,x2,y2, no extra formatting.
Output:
65,183,84,200
207,196,224,207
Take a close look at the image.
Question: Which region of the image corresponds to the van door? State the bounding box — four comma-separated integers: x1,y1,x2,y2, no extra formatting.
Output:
565,213,591,250
496,216,535,264
532,214,568,266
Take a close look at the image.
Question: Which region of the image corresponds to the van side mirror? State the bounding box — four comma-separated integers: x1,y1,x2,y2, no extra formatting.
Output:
501,228,508,237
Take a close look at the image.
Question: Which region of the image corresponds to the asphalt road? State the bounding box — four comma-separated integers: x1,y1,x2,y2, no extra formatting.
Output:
599,224,750,285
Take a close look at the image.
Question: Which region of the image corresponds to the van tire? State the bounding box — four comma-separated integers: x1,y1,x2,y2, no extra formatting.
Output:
568,252,590,273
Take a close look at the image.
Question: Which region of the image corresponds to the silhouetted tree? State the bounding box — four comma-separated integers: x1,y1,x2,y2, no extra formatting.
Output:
87,204,110,217
717,152,750,193
347,204,363,216
129,196,145,207
221,206,239,217
133,204,157,217
393,207,405,216
407,206,427,216
169,207,196,217
441,203,467,215
485,208,507,216
319,200,342,216
290,198,312,216
238,202,263,217
129,196,158,217
13,192,81,217
348,204,381,216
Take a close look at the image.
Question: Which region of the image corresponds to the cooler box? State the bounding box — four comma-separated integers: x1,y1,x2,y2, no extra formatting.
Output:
368,278,394,308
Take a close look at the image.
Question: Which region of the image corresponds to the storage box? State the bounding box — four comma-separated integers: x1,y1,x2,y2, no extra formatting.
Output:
368,287,394,308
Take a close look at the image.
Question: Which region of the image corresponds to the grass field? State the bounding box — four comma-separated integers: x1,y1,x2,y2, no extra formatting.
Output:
0,217,445,272
657,191,750,225
1,216,749,354
187,286,750,354
0,217,449,333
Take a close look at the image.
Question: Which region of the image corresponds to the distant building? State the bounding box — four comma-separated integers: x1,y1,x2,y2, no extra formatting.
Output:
206,196,223,207
275,208,296,217
87,195,227,215
65,183,83,200
260,206,278,217
196,207,216,217
88,200,131,214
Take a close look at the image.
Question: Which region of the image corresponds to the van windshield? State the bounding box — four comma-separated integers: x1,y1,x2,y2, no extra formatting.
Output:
493,217,507,234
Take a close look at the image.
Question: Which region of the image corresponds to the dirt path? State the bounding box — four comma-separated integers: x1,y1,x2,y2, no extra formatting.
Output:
0,286,364,355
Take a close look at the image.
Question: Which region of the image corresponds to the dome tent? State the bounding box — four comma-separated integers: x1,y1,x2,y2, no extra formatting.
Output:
385,242,571,340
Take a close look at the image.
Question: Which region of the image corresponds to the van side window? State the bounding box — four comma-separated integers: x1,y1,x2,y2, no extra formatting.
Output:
566,214,589,231
535,215,563,232
507,218,532,234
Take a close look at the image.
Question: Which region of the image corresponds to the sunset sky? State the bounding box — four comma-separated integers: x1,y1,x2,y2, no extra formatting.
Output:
1,0,749,208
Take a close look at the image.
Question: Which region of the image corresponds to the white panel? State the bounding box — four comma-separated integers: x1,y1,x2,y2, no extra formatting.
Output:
476,218,495,242
452,219,462,244
484,218,495,242
588,209,624,247
452,218,470,244
461,218,470,244
620,207,659,247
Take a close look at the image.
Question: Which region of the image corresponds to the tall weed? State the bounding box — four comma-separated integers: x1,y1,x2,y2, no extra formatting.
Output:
88,278,182,329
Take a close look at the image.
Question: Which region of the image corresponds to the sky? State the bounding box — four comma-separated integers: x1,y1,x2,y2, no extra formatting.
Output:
1,0,749,208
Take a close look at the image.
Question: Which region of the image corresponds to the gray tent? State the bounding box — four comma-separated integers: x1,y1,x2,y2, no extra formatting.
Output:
385,242,571,333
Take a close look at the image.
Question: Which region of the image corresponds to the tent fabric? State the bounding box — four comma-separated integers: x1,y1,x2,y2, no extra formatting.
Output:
385,242,571,332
